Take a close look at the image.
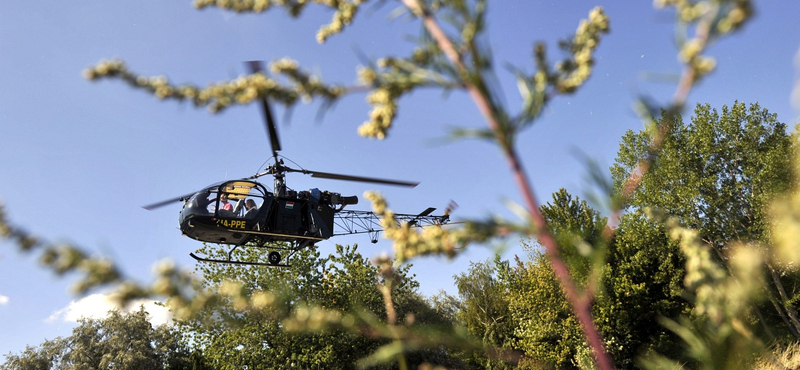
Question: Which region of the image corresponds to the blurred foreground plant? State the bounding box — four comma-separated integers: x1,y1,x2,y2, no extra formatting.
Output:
639,210,765,370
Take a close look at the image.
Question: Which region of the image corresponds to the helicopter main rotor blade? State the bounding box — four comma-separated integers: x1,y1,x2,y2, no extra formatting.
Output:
307,170,419,188
246,61,282,158
142,192,195,211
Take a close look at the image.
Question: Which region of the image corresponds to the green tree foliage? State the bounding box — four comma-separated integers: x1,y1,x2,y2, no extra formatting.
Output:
612,101,800,340
539,189,608,282
507,248,590,370
178,243,461,370
428,290,462,324
453,258,516,370
1,307,196,370
505,190,607,369
597,210,688,367
503,189,689,369
1,339,67,370
506,102,796,368
612,101,792,249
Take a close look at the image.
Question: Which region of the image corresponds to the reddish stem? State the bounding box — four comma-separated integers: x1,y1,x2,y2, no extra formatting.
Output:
399,1,616,369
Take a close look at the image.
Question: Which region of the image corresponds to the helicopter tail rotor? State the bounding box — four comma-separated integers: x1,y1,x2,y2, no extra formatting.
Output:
444,200,459,216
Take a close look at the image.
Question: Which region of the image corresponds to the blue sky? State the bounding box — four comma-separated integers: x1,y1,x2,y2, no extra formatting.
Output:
1,0,799,359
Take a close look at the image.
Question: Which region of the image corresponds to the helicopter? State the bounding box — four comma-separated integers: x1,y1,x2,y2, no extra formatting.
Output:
144,61,453,267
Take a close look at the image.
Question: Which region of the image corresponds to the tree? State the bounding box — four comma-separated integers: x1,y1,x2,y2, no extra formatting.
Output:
611,101,800,340
178,244,461,370
596,210,688,368
1,307,197,370
504,189,689,370
612,101,791,250
2,339,67,370
506,190,607,369
508,102,797,368
452,258,516,370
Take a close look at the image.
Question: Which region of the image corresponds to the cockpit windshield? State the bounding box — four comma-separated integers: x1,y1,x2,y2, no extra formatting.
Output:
180,180,270,221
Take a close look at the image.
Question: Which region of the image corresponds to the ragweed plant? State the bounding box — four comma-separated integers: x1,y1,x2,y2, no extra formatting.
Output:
770,143,800,267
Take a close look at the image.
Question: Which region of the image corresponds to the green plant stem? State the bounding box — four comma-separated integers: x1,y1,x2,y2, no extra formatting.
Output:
398,1,615,369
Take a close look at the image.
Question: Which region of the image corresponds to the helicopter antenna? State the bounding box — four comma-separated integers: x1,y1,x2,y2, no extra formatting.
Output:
254,157,271,177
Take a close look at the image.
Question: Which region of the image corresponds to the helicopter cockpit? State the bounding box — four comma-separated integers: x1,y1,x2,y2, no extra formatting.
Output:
181,181,269,219
178,180,272,245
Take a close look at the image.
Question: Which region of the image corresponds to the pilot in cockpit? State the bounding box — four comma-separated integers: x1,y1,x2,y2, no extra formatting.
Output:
244,199,258,218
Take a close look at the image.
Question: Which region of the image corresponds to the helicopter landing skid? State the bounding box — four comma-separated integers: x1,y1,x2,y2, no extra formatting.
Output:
189,252,291,267
188,241,309,267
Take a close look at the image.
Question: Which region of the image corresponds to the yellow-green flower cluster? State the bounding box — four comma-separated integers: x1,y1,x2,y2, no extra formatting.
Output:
283,304,356,332
556,7,610,93
271,58,345,102
654,0,751,34
716,1,752,34
0,205,40,252
193,0,280,13
356,58,447,139
656,0,753,80
410,46,434,66
147,262,217,320
357,65,377,85
316,0,367,44
193,0,368,43
365,191,469,265
81,59,126,80
661,213,762,326
358,87,398,140
83,59,343,113
654,0,707,22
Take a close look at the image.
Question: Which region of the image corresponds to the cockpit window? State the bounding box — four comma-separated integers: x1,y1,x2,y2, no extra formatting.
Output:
216,181,268,218
180,181,271,221
185,192,215,213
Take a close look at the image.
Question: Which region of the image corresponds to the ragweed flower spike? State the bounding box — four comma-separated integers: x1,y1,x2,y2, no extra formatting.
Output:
555,6,610,93
365,191,479,264
356,56,450,139
83,59,343,114
657,0,753,83
193,0,367,43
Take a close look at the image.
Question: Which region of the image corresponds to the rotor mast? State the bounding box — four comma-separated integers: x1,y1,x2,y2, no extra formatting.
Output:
272,161,287,197
247,60,287,198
